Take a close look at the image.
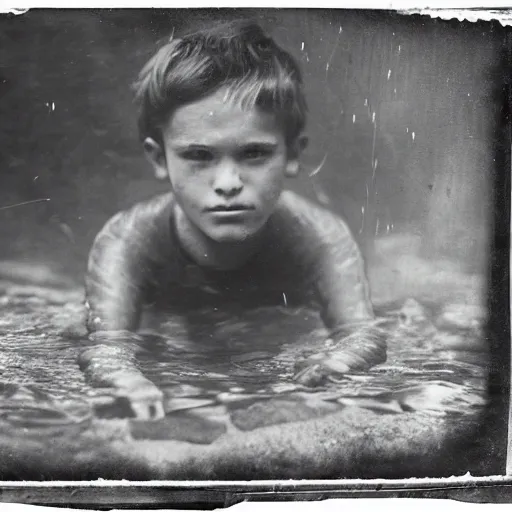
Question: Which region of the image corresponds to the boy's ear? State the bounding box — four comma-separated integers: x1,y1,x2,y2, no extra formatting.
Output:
143,137,168,180
285,135,309,178
297,135,309,153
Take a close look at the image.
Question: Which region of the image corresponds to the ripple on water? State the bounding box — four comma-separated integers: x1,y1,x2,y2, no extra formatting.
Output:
0,293,490,445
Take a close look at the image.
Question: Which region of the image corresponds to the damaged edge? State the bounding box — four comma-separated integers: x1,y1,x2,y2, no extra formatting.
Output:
0,7,30,14
398,8,512,26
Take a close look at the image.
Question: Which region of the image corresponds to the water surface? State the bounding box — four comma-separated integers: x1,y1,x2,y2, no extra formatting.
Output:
0,280,488,445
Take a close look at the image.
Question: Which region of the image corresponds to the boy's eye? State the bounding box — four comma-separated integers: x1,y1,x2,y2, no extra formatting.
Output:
241,146,273,160
181,149,214,162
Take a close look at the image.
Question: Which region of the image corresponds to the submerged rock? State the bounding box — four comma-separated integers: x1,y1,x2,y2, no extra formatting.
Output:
130,411,226,443
230,396,341,431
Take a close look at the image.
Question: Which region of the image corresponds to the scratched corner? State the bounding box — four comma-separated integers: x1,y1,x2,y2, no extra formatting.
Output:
0,7,30,15
398,8,512,27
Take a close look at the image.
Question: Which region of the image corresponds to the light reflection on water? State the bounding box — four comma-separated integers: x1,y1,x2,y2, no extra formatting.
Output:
0,294,488,436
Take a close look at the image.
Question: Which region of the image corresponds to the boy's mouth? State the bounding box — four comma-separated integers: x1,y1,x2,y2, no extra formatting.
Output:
207,204,255,212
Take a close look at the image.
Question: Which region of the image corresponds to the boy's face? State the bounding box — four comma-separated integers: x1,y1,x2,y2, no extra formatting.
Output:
144,88,303,244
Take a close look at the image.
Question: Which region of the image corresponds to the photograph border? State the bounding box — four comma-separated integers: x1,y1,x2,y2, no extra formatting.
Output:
0,4,509,506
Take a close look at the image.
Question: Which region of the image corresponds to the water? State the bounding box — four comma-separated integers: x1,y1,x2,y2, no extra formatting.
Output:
0,276,488,448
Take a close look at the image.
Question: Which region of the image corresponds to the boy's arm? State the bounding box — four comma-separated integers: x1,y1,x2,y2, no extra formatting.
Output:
85,211,143,333
279,192,386,385
81,210,164,419
299,225,387,384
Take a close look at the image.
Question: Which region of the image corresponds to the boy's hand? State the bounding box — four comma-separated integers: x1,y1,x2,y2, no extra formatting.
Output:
293,331,387,387
79,333,165,420
113,371,165,421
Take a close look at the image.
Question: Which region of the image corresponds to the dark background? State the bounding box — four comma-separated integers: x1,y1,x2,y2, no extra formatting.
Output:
0,8,501,280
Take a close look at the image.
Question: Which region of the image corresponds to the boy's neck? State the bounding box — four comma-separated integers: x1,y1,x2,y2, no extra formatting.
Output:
174,205,267,271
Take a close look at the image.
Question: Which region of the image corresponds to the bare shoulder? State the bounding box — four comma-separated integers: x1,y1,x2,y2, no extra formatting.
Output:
86,192,176,278
277,190,355,243
92,193,175,245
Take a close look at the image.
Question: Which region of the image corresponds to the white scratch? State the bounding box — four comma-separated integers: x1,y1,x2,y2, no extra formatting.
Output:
359,205,365,234
372,112,376,123
33,176,38,181
52,102,55,111
301,42,304,51
371,118,377,180
282,293,288,307
394,88,397,95
412,132,416,141
398,45,401,53
375,217,380,236
406,127,409,133
364,98,368,106
325,28,343,78
387,69,391,80
352,114,356,123
0,198,50,211
309,153,328,177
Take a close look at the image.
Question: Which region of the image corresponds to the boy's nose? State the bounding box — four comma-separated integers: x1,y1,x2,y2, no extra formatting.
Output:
213,165,243,197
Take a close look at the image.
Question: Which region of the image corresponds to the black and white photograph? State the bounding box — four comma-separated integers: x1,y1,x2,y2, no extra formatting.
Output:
0,6,509,494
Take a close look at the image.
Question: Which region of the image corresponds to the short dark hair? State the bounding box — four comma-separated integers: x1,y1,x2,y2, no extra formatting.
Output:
133,20,307,147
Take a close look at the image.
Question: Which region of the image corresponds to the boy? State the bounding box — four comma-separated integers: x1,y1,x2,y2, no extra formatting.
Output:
80,21,386,420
